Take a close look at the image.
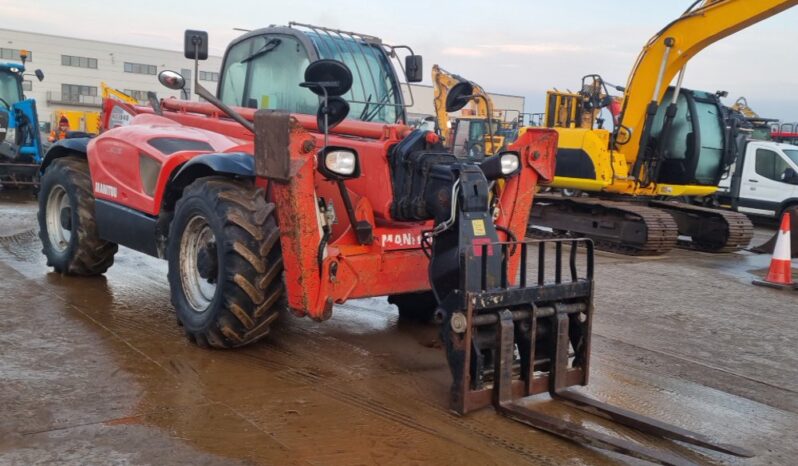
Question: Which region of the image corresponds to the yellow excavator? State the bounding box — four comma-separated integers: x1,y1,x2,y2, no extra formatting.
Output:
530,0,797,255
432,64,505,157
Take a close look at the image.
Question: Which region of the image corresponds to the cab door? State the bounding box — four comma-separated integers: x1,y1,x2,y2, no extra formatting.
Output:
738,143,797,217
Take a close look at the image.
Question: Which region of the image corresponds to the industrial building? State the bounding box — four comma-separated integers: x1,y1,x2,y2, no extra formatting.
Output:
1,28,524,132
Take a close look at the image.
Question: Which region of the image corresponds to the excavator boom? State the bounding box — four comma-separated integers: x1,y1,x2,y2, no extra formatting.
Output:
530,0,797,255
619,0,798,163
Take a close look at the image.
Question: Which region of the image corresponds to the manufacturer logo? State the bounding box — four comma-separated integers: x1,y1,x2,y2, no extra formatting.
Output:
95,182,118,198
381,232,422,249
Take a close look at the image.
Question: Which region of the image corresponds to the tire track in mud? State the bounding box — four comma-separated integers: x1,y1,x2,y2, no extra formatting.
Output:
0,228,40,262
0,209,613,464
237,331,585,465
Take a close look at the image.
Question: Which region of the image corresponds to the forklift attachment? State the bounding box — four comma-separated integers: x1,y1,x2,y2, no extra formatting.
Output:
443,238,753,465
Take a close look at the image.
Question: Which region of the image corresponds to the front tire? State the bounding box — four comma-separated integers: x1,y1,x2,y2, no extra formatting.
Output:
37,156,117,275
167,177,284,349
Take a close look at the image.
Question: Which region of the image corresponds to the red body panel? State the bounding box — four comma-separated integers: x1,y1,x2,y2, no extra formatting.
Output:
92,98,557,320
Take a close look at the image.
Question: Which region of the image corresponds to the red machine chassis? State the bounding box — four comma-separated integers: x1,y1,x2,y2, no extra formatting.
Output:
92,98,557,320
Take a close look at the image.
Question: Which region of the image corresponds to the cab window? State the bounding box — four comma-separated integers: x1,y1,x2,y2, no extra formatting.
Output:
755,148,792,182
0,71,22,106
219,35,317,114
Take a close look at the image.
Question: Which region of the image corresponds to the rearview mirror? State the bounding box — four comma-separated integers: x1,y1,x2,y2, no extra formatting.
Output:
445,81,475,112
405,55,423,83
317,97,350,132
158,70,186,90
34,69,44,81
782,167,798,184
301,59,353,97
184,30,209,60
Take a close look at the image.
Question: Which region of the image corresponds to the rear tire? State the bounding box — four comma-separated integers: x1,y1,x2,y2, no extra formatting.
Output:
167,177,284,349
388,291,439,323
37,156,117,275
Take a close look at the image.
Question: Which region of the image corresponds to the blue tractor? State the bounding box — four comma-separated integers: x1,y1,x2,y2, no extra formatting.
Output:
0,50,44,188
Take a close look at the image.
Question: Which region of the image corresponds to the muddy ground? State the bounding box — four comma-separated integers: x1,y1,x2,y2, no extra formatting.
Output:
0,191,796,466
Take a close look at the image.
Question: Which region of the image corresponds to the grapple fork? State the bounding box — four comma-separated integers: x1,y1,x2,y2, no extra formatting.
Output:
442,238,753,466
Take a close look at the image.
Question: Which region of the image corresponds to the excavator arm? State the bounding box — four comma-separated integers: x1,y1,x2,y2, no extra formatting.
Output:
617,0,798,170
431,65,502,154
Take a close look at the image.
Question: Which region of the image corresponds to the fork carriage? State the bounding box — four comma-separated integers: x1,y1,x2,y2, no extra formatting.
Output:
442,237,753,466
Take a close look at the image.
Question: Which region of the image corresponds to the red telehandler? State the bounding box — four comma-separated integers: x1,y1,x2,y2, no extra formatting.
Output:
37,24,751,464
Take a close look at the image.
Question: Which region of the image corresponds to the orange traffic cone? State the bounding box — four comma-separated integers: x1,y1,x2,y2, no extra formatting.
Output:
753,212,794,289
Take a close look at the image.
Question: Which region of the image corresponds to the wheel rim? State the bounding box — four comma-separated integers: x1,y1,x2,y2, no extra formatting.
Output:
45,185,72,253
179,215,218,312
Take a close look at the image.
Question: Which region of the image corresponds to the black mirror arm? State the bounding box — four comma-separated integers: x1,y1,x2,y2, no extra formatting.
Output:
147,92,162,116
191,42,254,133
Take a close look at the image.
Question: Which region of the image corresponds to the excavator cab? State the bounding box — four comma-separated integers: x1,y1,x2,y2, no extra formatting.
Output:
647,88,727,186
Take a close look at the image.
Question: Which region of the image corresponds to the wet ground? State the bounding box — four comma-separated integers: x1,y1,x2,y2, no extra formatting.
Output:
1,190,796,465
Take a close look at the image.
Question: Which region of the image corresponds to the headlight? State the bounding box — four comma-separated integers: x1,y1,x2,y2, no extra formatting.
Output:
319,148,360,179
479,151,521,180
500,153,519,175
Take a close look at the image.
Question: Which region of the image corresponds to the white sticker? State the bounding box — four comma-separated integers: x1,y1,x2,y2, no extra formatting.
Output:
109,105,133,129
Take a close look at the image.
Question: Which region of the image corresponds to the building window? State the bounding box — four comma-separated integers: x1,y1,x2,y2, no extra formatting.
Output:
0,48,31,62
62,84,98,103
62,55,98,69
124,62,157,75
123,89,151,103
22,80,32,91
199,71,219,82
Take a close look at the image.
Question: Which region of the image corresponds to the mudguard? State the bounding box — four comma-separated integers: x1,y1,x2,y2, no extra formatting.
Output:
40,137,92,172
170,152,254,187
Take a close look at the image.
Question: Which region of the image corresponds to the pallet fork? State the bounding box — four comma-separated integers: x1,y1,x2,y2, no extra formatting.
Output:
441,238,754,465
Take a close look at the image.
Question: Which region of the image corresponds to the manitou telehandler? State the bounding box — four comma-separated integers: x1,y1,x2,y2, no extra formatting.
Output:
38,24,751,464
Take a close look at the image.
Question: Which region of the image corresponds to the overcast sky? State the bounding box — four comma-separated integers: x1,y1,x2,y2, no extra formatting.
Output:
4,0,798,120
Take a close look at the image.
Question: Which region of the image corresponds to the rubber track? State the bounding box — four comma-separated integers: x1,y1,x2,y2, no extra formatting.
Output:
651,201,754,253
529,195,679,256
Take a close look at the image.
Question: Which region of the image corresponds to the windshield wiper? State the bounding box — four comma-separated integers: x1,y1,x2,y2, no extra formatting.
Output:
363,91,393,122
241,38,282,63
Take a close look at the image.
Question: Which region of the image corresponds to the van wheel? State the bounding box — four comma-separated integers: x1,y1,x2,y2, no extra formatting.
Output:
168,177,285,348
37,156,117,275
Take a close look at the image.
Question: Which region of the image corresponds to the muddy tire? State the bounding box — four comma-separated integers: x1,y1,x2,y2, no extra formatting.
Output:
388,291,439,323
38,156,118,275
167,177,284,349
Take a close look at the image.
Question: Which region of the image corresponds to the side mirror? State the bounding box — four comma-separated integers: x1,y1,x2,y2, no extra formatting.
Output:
317,97,349,132
782,167,798,184
301,59,353,97
158,70,186,91
445,81,475,112
405,55,423,83
301,59,353,134
34,69,44,82
184,30,209,60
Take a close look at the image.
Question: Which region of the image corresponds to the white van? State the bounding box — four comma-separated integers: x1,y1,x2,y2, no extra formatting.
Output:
717,139,798,218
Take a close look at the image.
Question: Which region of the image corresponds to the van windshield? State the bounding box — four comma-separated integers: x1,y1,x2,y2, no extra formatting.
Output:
782,149,798,167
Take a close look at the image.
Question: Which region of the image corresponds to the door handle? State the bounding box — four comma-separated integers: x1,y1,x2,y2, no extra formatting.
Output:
748,179,758,183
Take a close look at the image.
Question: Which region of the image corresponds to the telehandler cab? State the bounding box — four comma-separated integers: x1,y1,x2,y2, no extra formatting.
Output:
38,24,751,464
